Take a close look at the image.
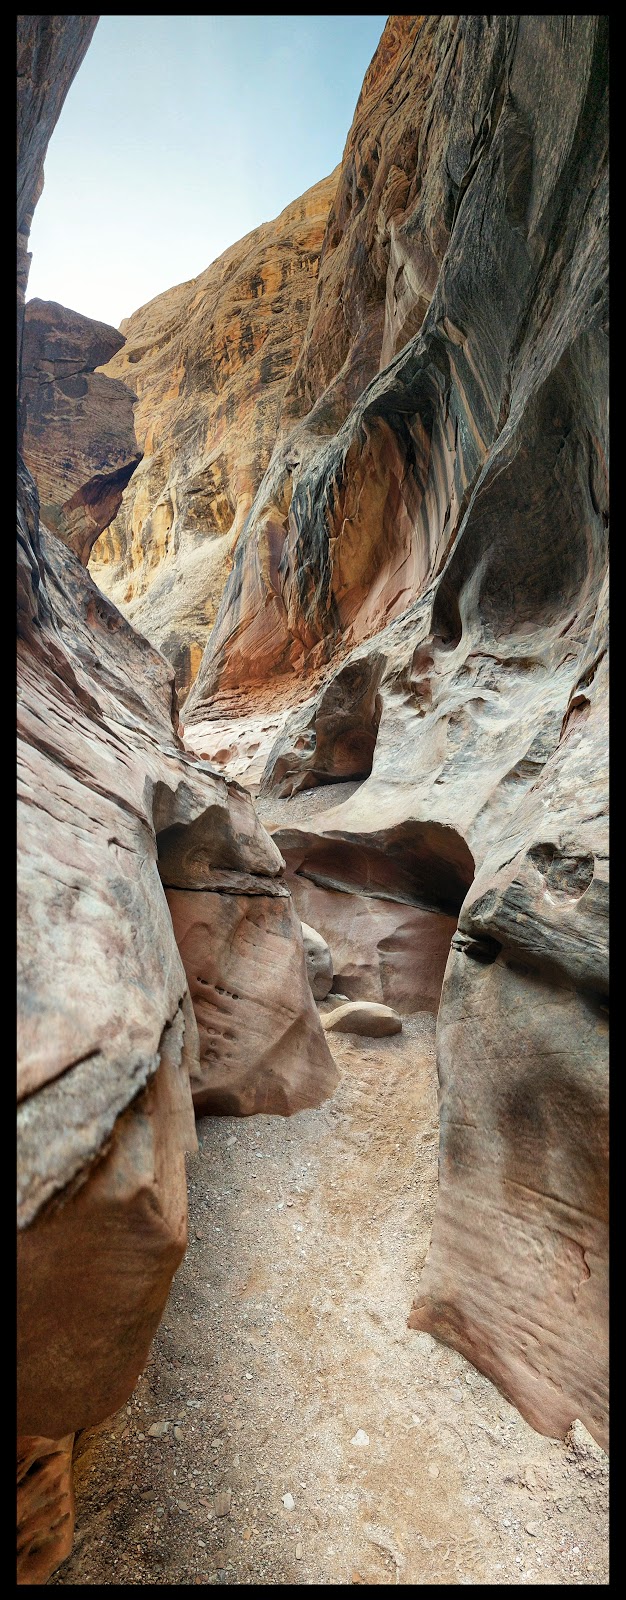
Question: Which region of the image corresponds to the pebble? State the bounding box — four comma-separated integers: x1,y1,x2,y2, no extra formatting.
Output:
282,1493,295,1511
214,1490,232,1518
148,1421,169,1437
525,1522,540,1536
245,1371,253,1380
295,1543,303,1560
174,1427,183,1441
350,1430,369,1448
428,1464,440,1478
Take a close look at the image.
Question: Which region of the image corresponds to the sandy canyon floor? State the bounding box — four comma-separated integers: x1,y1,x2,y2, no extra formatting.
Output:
50,1013,608,1586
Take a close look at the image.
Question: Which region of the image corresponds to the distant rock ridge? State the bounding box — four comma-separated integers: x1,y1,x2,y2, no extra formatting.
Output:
20,298,141,564
87,170,338,699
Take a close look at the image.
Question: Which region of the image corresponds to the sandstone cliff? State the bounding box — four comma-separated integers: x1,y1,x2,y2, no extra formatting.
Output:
16,16,337,1584
20,298,141,564
88,171,337,698
17,11,609,1583
182,14,609,1450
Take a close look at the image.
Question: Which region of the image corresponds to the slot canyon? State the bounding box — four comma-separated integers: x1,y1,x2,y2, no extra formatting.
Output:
17,14,608,1586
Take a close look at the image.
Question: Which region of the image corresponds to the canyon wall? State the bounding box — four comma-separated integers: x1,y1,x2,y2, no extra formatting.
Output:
88,171,337,699
18,15,609,1586
16,15,336,1583
20,298,141,563
182,15,609,1448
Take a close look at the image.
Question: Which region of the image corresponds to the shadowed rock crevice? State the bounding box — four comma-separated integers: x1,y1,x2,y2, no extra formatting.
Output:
261,654,386,797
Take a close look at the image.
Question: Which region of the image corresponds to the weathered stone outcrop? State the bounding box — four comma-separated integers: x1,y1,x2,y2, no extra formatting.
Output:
16,15,336,1581
180,15,609,1447
17,1434,75,1586
88,170,337,698
165,889,338,1115
20,298,141,564
321,1000,402,1037
409,570,609,1449
17,14,98,402
286,872,456,1016
301,921,334,1000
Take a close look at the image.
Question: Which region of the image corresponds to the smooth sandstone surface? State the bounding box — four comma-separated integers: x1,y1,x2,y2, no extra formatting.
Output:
181,15,609,1447
16,15,337,1583
322,1000,402,1037
300,920,334,1000
16,13,610,1585
165,890,339,1116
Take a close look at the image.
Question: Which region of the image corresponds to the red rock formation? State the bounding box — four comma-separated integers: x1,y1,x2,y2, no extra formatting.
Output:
20,299,141,563
88,171,337,699
17,14,98,404
16,15,337,1581
17,1435,75,1586
166,886,337,1116
181,15,609,1447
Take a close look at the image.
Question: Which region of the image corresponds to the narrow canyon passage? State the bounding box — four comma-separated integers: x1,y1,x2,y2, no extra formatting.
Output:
51,1019,607,1587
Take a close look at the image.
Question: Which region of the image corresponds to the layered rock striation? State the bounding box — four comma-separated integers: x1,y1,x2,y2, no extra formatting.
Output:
181,15,609,1447
20,298,141,564
88,171,337,698
16,15,337,1583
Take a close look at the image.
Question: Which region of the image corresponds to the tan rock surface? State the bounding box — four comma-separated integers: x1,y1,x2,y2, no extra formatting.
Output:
17,14,98,408
17,1434,75,1586
182,13,609,1445
88,170,337,698
20,298,141,564
321,1000,402,1037
286,871,456,1016
165,888,338,1116
409,573,609,1450
16,17,337,1582
300,920,333,999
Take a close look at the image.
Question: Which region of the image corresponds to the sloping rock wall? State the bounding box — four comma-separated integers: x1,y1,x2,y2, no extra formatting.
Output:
20,298,141,563
87,171,337,699
17,14,98,404
181,15,609,1446
16,14,336,1581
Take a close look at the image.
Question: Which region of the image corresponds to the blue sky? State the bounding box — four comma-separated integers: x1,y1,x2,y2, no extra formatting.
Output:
27,14,388,330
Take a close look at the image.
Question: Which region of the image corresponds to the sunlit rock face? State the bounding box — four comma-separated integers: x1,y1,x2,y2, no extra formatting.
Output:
87,170,337,700
20,299,141,564
182,15,608,1447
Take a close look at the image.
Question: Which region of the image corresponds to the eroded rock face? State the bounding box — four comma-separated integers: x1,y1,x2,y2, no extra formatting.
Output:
17,14,98,398
16,15,337,1581
286,872,456,1016
409,573,609,1450
179,14,609,1445
17,1434,75,1586
165,888,338,1116
321,1000,402,1037
301,921,334,1000
88,171,337,699
20,298,141,564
